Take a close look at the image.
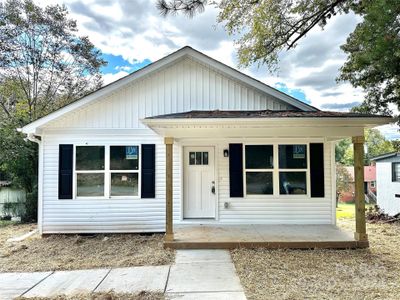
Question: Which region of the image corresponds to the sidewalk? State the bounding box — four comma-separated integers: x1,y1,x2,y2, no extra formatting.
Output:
0,250,247,300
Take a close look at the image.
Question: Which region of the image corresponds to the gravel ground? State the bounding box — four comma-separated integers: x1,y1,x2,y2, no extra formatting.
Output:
0,223,174,272
232,218,400,300
16,291,164,300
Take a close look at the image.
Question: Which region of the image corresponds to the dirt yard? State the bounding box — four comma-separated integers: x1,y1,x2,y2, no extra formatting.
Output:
0,223,174,272
232,218,400,300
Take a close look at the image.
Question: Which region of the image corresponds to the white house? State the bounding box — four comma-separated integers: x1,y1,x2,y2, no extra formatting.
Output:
372,152,400,215
21,46,391,249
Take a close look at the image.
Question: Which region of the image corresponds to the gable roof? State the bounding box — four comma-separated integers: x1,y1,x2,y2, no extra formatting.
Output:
21,46,317,134
371,152,400,162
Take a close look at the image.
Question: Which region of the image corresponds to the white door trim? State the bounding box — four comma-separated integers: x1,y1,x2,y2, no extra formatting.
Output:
182,145,217,220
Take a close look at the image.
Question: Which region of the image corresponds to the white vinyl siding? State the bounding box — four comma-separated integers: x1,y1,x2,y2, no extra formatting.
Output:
44,58,295,130
376,161,400,216
41,134,333,233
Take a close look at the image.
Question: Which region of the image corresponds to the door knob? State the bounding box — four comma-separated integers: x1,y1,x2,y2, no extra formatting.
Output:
211,181,216,194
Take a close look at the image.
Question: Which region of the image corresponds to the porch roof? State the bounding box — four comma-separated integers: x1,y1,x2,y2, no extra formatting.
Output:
141,110,392,139
145,109,390,119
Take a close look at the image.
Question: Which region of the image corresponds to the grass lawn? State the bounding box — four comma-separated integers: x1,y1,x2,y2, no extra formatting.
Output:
232,216,400,300
336,202,356,219
0,223,174,272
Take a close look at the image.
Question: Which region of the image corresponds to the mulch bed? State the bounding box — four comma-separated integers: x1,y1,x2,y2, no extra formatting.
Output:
232,218,400,300
0,224,174,272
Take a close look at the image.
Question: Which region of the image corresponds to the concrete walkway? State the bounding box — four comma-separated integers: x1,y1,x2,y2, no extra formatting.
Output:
0,250,246,300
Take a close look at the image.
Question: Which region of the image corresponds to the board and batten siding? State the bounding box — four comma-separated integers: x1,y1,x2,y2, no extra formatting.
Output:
376,161,400,216
44,57,295,130
41,132,334,233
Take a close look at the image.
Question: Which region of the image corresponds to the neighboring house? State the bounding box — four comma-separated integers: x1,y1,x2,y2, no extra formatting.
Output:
340,166,376,203
371,152,400,216
21,46,391,247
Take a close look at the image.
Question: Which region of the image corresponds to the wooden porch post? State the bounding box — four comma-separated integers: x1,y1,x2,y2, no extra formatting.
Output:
165,137,174,241
352,136,368,241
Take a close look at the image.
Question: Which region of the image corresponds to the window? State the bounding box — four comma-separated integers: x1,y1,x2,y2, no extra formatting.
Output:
244,145,273,195
393,163,400,182
110,146,139,197
279,145,307,195
75,145,139,198
189,151,208,165
243,144,309,196
76,146,105,197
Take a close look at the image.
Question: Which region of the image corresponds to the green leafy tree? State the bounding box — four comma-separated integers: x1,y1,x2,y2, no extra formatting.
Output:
339,0,400,116
335,129,396,166
0,0,106,221
158,0,354,69
335,138,352,164
157,0,399,116
0,0,106,122
365,129,395,161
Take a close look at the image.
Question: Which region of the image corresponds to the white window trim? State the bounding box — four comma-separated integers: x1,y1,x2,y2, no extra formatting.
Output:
243,143,311,198
73,144,141,200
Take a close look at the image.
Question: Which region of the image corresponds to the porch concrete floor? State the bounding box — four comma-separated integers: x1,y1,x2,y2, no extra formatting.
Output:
164,224,369,249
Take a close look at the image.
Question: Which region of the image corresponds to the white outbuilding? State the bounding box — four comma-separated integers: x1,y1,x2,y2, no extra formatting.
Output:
372,152,400,216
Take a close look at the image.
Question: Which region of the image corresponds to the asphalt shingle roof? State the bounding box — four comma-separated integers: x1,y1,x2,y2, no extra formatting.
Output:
145,110,391,119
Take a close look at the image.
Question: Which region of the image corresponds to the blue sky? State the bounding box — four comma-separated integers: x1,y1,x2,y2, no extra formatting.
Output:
100,54,151,75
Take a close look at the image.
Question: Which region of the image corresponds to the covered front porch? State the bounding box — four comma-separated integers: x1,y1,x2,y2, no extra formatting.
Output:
164,224,369,249
142,110,391,249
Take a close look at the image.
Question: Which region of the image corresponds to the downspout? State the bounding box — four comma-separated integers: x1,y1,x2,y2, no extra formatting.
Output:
21,131,43,235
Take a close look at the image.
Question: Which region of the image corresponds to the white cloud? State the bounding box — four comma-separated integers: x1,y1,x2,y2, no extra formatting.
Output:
102,70,129,85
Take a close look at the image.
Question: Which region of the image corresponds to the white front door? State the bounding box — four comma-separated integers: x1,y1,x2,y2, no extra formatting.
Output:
183,146,216,219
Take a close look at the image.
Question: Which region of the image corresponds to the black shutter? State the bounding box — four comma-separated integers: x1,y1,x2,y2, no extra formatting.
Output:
58,144,73,199
310,143,325,198
229,143,244,197
141,144,156,198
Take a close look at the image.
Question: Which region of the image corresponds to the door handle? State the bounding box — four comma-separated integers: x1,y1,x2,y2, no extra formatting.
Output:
211,181,215,194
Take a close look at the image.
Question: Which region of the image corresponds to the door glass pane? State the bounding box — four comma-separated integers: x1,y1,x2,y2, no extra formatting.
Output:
110,146,139,170
279,145,307,169
111,173,138,196
76,146,104,170
77,173,104,196
195,152,202,165
279,172,307,195
246,172,273,195
245,145,273,169
189,152,195,165
202,152,209,165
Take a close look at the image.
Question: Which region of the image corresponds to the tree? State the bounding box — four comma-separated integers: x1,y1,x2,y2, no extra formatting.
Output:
335,129,396,166
0,0,106,221
158,0,354,69
0,0,106,124
336,163,352,206
335,138,352,164
339,0,400,117
365,129,395,161
157,0,400,116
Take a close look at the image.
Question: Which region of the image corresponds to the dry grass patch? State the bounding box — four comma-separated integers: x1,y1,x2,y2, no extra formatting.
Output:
17,291,164,300
0,224,174,272
232,219,400,300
